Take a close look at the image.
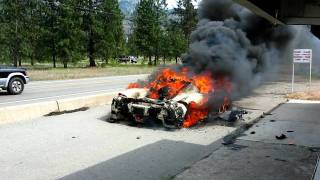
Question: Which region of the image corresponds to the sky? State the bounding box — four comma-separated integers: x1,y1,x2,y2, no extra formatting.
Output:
167,0,177,8
167,0,199,8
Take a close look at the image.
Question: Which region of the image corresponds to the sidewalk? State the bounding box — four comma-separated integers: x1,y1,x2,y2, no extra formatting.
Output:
176,101,320,180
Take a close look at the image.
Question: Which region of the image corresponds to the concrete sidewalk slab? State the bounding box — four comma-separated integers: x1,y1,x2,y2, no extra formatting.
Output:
176,140,317,180
176,102,320,180
240,103,320,147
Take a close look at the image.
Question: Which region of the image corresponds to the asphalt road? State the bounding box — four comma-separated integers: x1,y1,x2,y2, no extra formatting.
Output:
0,105,235,180
0,74,147,107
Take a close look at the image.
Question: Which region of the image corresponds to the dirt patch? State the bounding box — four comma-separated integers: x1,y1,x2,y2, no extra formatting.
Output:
286,91,320,101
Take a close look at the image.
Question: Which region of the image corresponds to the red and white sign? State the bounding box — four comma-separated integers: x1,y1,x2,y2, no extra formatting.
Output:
293,49,312,63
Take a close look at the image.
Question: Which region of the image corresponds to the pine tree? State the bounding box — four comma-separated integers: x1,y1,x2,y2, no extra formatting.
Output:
0,0,29,66
174,0,197,40
41,0,83,68
96,0,125,64
132,0,161,65
25,0,44,66
77,0,125,67
41,0,59,68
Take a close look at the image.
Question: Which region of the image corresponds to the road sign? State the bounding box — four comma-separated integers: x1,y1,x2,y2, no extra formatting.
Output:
293,49,312,63
292,49,312,92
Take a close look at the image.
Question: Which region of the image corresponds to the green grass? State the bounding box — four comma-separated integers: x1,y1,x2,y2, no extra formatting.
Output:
10,57,181,81
27,64,158,81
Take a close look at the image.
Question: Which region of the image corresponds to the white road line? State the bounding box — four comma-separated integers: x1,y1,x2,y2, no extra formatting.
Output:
0,88,123,105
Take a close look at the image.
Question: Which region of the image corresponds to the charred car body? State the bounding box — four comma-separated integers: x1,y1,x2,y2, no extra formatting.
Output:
109,67,233,128
109,84,205,128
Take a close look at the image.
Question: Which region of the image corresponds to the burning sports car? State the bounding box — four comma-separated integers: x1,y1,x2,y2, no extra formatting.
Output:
109,68,231,128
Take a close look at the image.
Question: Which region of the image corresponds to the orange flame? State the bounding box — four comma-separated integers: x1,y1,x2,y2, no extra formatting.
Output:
128,67,231,127
183,98,209,128
127,83,141,89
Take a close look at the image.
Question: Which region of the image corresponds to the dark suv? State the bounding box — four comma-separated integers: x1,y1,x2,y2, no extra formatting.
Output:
0,66,29,95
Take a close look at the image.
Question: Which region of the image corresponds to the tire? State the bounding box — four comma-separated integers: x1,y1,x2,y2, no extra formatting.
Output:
7,77,24,95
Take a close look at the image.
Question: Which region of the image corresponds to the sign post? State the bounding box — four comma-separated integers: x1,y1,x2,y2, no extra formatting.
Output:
292,49,312,92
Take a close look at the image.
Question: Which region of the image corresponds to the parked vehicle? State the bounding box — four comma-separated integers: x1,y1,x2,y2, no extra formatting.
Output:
0,66,29,95
128,56,138,63
117,56,138,63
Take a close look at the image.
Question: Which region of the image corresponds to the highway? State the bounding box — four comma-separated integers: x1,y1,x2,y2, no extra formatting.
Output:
0,74,147,107
0,104,233,180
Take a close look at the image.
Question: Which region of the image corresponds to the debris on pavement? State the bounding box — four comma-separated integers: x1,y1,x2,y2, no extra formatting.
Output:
217,107,248,122
263,112,273,116
275,134,287,140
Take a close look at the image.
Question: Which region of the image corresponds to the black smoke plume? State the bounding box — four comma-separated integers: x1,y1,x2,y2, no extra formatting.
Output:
135,0,302,110
182,0,295,101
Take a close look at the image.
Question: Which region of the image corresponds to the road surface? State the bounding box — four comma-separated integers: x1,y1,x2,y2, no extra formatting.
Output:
0,104,235,180
0,74,147,107
1,101,320,180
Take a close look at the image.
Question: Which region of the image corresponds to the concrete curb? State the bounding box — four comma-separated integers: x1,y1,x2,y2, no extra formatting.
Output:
57,93,116,112
0,92,117,125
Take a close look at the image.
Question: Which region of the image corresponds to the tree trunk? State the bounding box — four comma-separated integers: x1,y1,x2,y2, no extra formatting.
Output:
175,56,178,64
13,13,18,67
13,48,18,67
50,0,56,68
63,60,68,68
148,55,152,65
88,0,96,67
52,39,56,68
154,56,157,66
88,31,95,67
163,55,166,65
31,55,34,66
18,58,21,66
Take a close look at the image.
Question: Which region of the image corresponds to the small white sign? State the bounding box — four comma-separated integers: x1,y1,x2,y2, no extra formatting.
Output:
293,49,312,63
292,49,313,93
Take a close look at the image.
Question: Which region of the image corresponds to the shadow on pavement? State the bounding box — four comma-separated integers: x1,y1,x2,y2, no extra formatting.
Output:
59,139,222,180
61,103,320,180
0,91,8,96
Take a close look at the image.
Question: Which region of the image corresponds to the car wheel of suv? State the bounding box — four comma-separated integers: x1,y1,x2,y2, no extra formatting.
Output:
8,77,24,95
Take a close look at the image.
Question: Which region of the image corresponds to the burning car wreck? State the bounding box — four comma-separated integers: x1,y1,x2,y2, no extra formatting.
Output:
109,68,231,129
109,0,296,129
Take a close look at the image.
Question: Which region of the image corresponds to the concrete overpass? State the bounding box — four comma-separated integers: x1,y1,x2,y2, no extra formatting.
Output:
234,0,320,38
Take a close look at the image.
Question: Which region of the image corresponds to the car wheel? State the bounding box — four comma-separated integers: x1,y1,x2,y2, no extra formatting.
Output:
8,77,24,95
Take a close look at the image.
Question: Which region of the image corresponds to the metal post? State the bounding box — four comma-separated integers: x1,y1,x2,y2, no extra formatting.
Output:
292,62,295,93
309,50,312,90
